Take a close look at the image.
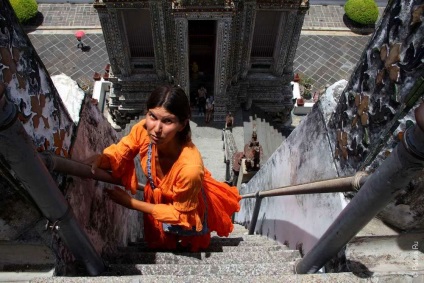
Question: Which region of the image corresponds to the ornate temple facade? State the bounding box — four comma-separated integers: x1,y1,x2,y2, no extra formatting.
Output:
94,0,309,128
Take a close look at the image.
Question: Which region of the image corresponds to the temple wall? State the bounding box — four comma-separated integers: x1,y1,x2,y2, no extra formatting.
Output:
234,80,348,253
235,0,424,253
0,0,142,269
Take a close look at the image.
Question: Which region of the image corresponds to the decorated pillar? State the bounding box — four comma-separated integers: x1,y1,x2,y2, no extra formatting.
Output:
273,10,305,80
214,18,233,121
149,0,167,80
240,1,256,79
94,4,131,77
174,17,190,96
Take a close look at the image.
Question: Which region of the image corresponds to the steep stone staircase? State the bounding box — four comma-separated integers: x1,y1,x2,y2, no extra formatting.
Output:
99,224,299,280
27,224,364,282
3,224,423,282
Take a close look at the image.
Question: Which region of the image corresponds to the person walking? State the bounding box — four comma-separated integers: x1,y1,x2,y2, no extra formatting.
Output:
87,85,241,252
205,96,214,123
197,86,207,116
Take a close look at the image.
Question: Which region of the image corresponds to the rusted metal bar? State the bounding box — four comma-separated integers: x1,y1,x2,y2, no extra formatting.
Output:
0,94,104,276
242,173,368,199
296,102,424,274
244,172,368,235
39,152,145,191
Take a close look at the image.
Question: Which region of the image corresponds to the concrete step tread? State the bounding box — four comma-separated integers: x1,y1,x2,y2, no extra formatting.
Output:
107,250,300,265
0,243,55,272
28,272,369,283
131,235,280,247
346,232,424,274
102,262,296,276
121,244,288,253
12,271,424,282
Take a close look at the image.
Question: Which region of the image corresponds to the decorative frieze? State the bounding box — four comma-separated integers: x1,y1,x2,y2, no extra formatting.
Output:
171,0,235,12
256,0,304,9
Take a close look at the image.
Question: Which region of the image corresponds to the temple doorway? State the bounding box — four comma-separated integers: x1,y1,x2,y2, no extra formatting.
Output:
188,20,216,109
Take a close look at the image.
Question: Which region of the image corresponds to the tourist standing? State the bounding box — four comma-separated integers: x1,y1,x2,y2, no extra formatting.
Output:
87,85,241,252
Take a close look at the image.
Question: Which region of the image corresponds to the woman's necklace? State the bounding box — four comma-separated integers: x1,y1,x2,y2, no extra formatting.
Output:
155,144,181,178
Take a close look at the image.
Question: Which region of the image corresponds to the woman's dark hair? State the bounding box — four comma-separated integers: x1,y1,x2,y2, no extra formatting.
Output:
146,85,192,143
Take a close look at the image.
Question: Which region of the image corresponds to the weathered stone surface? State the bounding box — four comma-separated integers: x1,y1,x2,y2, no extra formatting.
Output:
235,80,343,254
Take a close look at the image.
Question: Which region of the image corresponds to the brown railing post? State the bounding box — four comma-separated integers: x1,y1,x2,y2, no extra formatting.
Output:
248,192,262,235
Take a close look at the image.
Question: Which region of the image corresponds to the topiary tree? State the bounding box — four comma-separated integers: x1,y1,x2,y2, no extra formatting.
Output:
344,0,379,25
10,0,38,24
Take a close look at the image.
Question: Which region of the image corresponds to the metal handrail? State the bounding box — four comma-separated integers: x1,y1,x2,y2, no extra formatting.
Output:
239,102,424,274
0,95,104,276
39,152,145,191
243,172,368,235
296,102,424,273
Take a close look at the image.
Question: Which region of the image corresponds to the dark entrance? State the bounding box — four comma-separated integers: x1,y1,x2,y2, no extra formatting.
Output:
188,20,216,108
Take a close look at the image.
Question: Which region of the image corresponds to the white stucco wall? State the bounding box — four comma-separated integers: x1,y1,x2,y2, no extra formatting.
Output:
234,80,349,254
52,74,143,257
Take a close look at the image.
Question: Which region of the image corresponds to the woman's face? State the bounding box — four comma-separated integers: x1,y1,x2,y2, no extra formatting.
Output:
145,107,186,146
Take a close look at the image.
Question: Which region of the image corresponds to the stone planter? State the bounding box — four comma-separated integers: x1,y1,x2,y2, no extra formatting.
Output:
297,98,305,107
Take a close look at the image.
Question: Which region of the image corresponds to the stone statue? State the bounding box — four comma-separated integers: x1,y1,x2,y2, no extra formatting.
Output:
243,130,263,171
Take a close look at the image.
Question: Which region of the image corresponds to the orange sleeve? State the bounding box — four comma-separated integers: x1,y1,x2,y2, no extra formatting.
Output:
151,164,205,231
103,120,149,194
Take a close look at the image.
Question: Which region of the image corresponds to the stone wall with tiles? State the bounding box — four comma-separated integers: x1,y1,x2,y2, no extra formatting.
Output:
0,0,142,271
235,0,424,255
329,0,424,230
0,0,75,246
64,96,143,265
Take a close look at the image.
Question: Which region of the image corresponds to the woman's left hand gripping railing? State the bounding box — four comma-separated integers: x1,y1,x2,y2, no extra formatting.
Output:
39,152,145,191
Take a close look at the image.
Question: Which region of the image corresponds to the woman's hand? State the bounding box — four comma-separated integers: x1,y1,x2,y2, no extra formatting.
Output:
106,187,155,213
106,187,134,209
83,154,111,175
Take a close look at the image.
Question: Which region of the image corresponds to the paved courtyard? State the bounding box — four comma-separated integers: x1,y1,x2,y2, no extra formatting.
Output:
28,31,370,93
28,32,108,83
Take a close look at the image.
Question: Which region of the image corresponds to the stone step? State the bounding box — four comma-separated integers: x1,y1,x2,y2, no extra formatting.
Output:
230,224,249,230
119,241,287,253
212,231,250,237
131,235,278,247
107,250,300,265
14,271,424,283
102,262,295,276
122,237,283,254
0,243,55,272
26,273,369,283
346,232,424,275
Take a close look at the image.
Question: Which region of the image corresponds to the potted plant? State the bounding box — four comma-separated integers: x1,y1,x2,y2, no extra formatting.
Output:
299,75,313,100
10,0,39,25
343,0,379,35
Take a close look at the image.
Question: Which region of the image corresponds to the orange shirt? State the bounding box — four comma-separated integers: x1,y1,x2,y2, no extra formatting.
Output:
103,119,241,250
104,119,205,230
